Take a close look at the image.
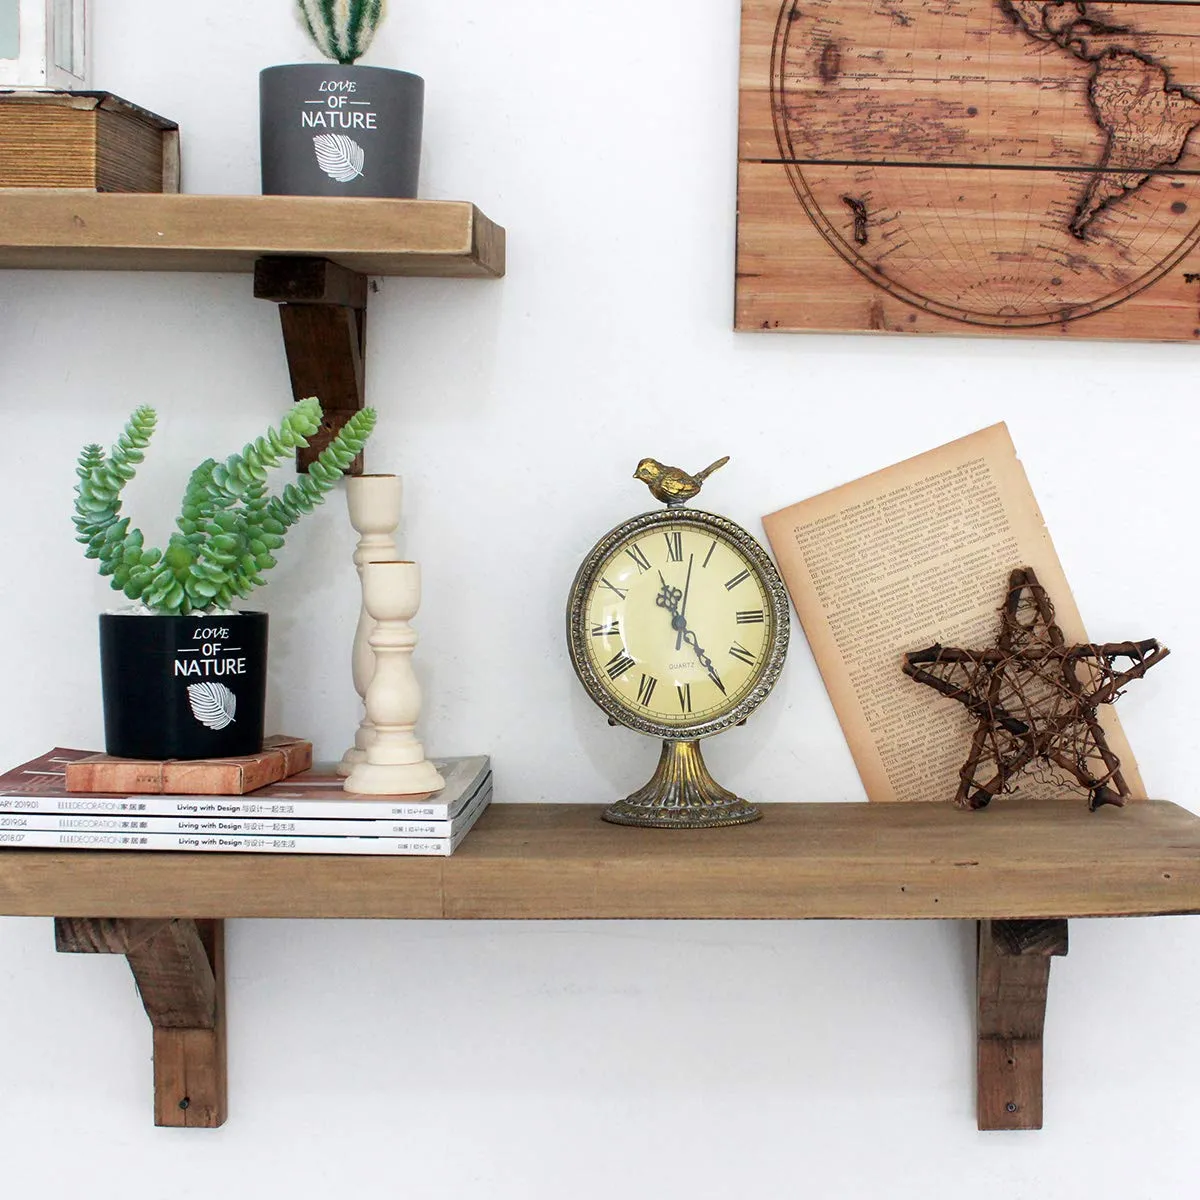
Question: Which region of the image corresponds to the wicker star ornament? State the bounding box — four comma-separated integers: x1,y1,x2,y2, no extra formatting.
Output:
902,569,1168,811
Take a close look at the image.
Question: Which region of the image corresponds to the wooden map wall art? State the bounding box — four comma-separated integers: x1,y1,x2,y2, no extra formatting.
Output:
736,1,1200,340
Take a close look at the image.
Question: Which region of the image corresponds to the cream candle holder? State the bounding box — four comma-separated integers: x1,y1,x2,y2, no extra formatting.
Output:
343,560,445,797
338,474,402,776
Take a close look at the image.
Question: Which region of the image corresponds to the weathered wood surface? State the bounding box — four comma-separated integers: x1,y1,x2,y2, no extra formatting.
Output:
0,194,505,277
3,797,1200,920
737,1,1200,339
144,920,226,1128
977,918,1068,1130
253,257,368,307
255,256,369,472
52,917,227,1127
54,917,170,954
125,918,220,1031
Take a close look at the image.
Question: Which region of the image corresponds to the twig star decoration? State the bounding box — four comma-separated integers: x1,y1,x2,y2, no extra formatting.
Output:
902,569,1168,812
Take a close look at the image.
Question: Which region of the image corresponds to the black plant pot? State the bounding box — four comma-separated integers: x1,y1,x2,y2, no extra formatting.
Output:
99,613,268,760
260,63,423,198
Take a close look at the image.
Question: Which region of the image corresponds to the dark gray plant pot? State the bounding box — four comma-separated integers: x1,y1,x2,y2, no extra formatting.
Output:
260,63,423,198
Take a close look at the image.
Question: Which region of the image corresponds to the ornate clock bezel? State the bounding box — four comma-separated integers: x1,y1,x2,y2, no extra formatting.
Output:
566,507,791,741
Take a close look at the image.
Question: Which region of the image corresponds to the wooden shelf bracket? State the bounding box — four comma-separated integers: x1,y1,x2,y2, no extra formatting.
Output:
253,256,367,475
55,917,227,1128
976,917,1068,1130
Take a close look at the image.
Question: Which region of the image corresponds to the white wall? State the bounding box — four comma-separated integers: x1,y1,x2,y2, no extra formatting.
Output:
1,2,1198,1194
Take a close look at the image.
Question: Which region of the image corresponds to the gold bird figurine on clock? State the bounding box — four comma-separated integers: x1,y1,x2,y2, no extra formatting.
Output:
566,457,790,827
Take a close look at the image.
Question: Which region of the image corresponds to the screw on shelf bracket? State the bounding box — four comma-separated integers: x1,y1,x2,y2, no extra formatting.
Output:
976,917,1068,1130
253,256,368,475
55,917,227,1128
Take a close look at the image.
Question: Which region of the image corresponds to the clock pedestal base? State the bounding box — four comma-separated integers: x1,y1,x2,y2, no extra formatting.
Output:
603,739,761,828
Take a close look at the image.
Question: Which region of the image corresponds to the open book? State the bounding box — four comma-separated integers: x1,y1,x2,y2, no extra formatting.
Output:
761,424,1145,804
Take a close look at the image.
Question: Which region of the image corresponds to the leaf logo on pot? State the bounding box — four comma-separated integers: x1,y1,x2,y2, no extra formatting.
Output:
313,133,365,182
187,682,238,731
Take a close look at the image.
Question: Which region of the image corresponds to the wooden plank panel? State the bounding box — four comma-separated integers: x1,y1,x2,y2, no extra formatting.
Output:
742,2,1200,164
737,0,1200,339
0,194,505,277
0,798,1199,920
736,159,1200,338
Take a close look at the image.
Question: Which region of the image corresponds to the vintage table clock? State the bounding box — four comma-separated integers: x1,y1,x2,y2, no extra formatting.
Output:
567,456,790,827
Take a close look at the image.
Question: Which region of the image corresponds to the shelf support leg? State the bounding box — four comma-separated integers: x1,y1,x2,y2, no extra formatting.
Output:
976,918,1067,1130
55,917,227,1128
253,256,368,474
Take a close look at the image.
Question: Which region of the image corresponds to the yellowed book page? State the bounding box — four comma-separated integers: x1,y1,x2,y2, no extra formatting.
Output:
762,424,1146,804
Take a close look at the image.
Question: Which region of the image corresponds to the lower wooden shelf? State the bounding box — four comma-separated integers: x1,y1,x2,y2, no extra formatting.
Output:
1,797,1198,919
3,797,1199,1132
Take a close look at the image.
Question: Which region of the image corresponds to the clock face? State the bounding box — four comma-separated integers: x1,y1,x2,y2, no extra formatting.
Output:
567,509,789,738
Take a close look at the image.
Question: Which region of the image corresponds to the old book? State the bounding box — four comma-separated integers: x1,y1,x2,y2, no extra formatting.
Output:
761,424,1146,804
0,90,180,191
2,748,491,821
0,782,493,857
65,735,313,795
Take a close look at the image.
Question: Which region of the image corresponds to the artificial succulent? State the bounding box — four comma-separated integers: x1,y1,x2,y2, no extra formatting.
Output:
73,396,376,615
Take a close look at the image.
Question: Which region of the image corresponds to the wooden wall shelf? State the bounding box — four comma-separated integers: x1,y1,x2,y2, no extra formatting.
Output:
0,192,506,468
2,796,1198,1131
0,193,505,277
1,797,1198,921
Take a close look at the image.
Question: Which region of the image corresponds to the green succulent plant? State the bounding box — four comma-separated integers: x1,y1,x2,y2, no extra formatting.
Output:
297,0,386,66
73,397,377,615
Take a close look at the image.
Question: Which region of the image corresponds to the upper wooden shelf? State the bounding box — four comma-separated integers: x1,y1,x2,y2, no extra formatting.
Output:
1,796,1198,921
0,193,505,277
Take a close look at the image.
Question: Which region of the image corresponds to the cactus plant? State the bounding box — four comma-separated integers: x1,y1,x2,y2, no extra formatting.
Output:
73,397,377,615
297,0,386,66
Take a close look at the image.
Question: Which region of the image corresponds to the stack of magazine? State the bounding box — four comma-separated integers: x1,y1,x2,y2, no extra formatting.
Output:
0,748,492,857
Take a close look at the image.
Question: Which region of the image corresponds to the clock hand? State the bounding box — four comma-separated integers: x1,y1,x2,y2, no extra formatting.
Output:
655,580,726,694
655,576,682,614
675,553,694,652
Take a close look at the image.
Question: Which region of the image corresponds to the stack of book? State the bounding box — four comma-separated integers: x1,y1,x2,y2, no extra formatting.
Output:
0,748,492,857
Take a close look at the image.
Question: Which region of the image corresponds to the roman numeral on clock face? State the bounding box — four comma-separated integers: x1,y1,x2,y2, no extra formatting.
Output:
599,577,627,600
702,539,718,568
591,618,620,638
604,650,636,681
625,543,651,573
664,531,683,562
725,569,750,591
736,609,765,624
636,673,658,707
729,641,756,666
677,682,693,714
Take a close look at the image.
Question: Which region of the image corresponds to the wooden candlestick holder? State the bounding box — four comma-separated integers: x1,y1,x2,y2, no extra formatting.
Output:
338,474,402,776
343,560,444,797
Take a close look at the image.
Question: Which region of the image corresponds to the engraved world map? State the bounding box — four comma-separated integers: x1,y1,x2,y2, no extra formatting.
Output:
736,1,1200,339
